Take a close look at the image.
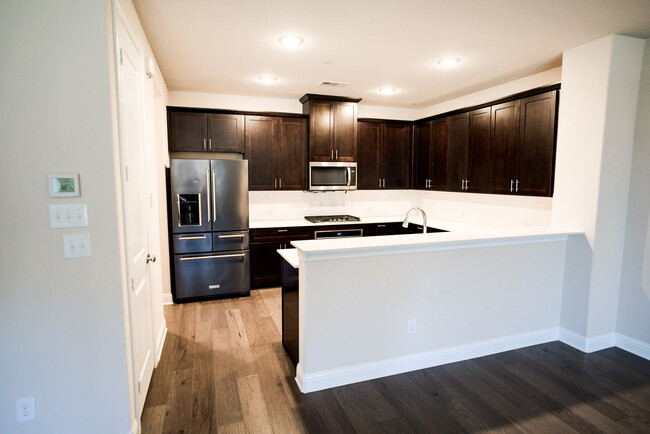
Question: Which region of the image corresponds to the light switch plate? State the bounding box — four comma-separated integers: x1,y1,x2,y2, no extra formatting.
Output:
49,204,88,228
62,234,92,258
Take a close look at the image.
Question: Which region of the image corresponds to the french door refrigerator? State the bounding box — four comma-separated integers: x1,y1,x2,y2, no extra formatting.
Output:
169,159,250,302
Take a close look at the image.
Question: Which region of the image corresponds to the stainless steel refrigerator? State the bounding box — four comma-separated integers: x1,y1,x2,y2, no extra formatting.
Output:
169,159,250,302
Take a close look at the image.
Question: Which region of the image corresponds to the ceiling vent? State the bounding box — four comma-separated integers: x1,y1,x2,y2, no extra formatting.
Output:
320,81,350,88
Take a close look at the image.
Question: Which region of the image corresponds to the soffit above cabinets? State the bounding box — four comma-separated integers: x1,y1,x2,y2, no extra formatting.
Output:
132,0,650,108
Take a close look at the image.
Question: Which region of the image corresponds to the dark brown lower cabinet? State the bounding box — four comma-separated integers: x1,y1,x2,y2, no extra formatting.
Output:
250,227,312,288
281,259,299,368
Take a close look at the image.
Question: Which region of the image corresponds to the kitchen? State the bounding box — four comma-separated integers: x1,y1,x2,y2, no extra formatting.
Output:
2,0,650,433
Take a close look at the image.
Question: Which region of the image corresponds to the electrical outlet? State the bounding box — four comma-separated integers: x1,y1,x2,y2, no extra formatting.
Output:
49,203,88,228
62,233,92,258
15,397,35,422
407,319,416,334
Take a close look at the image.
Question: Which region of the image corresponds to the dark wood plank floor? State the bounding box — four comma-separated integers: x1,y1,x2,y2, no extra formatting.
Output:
142,288,650,433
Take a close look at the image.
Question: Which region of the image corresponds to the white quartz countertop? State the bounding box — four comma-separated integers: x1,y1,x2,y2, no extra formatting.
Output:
277,248,299,268
250,215,407,229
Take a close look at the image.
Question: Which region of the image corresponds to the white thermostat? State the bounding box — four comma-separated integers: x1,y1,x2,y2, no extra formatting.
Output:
48,173,79,197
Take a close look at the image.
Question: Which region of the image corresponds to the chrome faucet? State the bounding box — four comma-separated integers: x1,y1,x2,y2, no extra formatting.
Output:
402,207,427,233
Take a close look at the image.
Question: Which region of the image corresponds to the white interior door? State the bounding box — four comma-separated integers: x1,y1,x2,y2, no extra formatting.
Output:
115,8,155,419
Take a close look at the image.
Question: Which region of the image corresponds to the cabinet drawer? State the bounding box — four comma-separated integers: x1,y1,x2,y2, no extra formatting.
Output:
213,230,249,252
363,222,404,236
251,227,313,242
173,233,212,254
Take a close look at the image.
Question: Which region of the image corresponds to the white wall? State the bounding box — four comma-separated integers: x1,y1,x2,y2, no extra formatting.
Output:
552,35,645,344
297,239,566,391
616,39,650,349
0,1,132,432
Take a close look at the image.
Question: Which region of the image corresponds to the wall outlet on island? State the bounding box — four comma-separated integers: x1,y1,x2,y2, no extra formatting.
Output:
407,319,416,334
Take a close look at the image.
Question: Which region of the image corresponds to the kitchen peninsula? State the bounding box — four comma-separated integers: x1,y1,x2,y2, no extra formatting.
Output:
276,219,578,393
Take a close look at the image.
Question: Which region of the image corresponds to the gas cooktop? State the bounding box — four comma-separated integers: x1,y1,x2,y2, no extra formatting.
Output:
304,215,361,224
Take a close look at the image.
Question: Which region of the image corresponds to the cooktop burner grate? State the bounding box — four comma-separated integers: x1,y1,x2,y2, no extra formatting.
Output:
304,215,361,223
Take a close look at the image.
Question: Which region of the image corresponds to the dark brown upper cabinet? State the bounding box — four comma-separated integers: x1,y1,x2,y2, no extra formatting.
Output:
448,113,470,192
465,107,491,193
168,110,244,153
245,115,307,191
414,118,449,190
516,91,557,196
489,100,521,194
488,91,557,196
358,121,411,189
300,94,361,162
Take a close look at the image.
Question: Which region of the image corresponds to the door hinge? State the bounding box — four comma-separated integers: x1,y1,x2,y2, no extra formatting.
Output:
119,48,124,66
125,166,129,182
137,380,141,393
131,278,135,292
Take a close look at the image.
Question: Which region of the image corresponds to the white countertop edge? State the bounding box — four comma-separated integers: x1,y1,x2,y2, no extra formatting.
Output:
277,248,299,268
293,230,580,262
250,216,405,229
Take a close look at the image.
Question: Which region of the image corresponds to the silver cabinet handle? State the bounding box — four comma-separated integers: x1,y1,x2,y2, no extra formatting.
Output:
212,169,216,220
208,138,212,150
178,235,207,240
335,149,338,160
279,178,282,189
465,179,469,190
377,224,386,228
277,229,288,232
510,180,514,192
146,254,156,263
516,180,519,192
180,253,245,261
218,234,245,239
331,150,334,160
461,180,464,190
379,179,381,188
203,139,207,150
206,170,211,223
383,179,386,188
274,178,277,189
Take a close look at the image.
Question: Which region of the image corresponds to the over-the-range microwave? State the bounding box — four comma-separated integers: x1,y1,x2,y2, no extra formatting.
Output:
308,161,357,191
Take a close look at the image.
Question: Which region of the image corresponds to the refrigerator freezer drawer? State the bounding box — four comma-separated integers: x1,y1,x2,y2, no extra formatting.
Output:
213,230,249,252
173,250,250,301
172,233,213,254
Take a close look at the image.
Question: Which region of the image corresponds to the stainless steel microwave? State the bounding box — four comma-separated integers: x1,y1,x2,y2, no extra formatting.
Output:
309,162,357,191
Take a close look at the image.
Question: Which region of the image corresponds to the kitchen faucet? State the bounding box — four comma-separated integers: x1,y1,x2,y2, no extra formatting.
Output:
402,207,427,233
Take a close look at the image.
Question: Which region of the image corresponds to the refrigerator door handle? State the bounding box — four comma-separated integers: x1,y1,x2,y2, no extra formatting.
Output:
211,169,217,223
179,253,245,261
206,170,211,223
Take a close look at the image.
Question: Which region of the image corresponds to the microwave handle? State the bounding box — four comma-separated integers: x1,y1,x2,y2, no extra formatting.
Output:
347,167,351,187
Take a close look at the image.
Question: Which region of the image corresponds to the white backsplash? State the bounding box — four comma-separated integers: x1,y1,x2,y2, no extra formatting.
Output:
249,190,418,221
249,189,553,228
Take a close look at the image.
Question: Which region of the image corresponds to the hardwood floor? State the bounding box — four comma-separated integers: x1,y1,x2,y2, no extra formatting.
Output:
142,288,650,433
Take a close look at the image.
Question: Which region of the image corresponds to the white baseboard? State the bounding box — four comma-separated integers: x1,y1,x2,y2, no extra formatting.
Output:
155,319,167,365
127,418,140,434
615,333,650,360
162,293,174,305
297,327,559,393
559,327,616,353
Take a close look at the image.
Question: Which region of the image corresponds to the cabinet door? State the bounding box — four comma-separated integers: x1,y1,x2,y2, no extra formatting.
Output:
430,117,449,190
382,123,411,189
309,100,334,161
414,121,432,189
250,242,282,288
357,122,381,189
207,113,244,153
448,113,469,192
277,117,307,190
333,102,357,161
489,100,520,194
168,111,207,152
517,91,557,196
466,107,491,193
245,116,277,190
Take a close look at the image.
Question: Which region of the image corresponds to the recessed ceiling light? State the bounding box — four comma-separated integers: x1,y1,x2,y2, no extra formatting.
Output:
259,76,277,84
379,87,396,95
438,57,460,67
279,35,303,46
